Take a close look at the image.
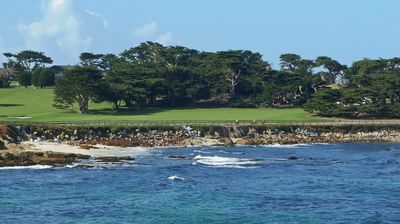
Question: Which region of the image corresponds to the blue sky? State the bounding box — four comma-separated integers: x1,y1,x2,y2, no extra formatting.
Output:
0,0,399,67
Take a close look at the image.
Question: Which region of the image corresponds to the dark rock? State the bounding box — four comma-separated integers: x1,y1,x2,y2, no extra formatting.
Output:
167,155,187,160
287,156,299,160
3,152,16,161
0,125,20,144
96,156,134,163
75,164,97,169
221,137,235,146
0,151,90,167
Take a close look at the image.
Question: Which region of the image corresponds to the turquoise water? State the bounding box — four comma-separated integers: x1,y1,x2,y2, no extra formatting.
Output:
1,143,400,223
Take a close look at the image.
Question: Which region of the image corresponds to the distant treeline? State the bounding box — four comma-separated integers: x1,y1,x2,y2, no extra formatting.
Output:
1,41,399,117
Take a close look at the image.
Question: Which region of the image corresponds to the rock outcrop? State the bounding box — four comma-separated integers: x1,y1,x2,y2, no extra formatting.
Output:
0,151,90,167
0,125,21,149
96,156,134,163
5,124,400,150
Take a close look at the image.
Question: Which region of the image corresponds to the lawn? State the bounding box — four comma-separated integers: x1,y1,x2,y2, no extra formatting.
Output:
0,87,323,123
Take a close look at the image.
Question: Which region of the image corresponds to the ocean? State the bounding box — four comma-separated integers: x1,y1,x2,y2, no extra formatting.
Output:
1,143,400,223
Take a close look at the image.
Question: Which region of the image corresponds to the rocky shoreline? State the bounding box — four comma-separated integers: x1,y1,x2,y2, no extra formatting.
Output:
1,124,400,167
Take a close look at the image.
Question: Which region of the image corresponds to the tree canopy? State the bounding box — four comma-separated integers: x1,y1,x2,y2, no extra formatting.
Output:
2,42,399,118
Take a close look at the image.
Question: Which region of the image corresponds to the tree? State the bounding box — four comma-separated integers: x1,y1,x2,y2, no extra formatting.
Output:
3,51,53,87
80,52,104,67
53,67,103,113
18,71,32,87
304,89,342,116
279,54,302,72
218,50,270,98
0,67,16,88
225,67,240,97
32,67,55,88
121,41,168,65
315,56,346,84
4,50,53,72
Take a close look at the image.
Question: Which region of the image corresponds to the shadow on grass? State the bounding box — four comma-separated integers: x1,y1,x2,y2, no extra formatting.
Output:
87,108,171,116
86,106,290,116
0,104,24,107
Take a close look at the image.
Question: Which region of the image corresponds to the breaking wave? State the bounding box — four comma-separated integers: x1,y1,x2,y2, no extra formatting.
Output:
193,155,264,168
0,165,53,170
167,175,185,181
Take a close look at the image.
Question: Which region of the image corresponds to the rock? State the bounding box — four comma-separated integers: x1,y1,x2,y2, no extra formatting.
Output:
75,164,97,169
167,155,187,160
0,151,90,167
96,156,134,163
221,137,235,146
3,152,16,161
287,156,299,160
0,125,20,144
79,144,98,150
0,140,5,150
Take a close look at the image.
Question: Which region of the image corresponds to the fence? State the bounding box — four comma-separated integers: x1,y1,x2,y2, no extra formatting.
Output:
2,119,400,127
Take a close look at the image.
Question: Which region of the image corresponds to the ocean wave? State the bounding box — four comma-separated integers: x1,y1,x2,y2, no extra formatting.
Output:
167,175,185,181
0,165,53,170
194,149,245,155
262,143,313,148
193,155,264,168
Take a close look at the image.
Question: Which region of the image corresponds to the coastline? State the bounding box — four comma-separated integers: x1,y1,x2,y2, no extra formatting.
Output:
2,124,400,167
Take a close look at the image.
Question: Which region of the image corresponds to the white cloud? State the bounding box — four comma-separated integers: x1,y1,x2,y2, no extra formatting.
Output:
84,9,109,28
134,22,157,37
134,22,177,46
157,32,173,45
18,0,92,62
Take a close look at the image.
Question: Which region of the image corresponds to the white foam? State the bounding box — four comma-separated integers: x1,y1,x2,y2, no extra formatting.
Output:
263,143,312,148
168,175,185,181
193,155,264,168
0,165,52,170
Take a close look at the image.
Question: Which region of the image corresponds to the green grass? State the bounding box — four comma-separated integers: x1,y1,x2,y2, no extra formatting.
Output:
0,87,323,123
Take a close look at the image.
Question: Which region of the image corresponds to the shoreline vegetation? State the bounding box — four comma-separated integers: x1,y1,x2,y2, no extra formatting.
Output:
1,124,400,168
3,44,400,121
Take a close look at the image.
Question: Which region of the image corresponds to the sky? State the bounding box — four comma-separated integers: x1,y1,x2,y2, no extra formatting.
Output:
0,0,399,67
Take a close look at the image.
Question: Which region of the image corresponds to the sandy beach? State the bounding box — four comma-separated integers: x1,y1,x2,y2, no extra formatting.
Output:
20,141,137,157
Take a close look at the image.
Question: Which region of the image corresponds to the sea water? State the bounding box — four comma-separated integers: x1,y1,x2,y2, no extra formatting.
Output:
1,143,400,223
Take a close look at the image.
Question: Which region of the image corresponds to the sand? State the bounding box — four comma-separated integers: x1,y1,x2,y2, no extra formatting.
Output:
21,141,138,157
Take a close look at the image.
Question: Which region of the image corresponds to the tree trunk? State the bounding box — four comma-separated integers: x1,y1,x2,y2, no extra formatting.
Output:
78,95,89,113
226,68,239,98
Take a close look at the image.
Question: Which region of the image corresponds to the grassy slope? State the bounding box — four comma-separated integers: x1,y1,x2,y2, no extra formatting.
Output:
0,87,322,122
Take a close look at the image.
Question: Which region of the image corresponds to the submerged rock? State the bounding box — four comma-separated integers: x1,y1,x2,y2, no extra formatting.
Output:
167,155,187,160
96,156,134,163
